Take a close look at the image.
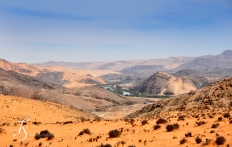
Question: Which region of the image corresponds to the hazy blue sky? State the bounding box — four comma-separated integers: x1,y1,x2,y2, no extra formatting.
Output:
0,0,232,63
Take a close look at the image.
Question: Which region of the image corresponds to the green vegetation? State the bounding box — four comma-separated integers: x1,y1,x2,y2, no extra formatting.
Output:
98,83,170,99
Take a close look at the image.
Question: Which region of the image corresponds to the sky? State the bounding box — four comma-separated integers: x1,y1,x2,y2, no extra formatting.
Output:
0,0,232,63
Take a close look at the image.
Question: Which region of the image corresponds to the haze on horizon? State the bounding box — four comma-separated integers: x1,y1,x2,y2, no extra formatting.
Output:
0,0,232,63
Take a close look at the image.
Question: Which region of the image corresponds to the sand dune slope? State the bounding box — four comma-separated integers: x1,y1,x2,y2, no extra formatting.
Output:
0,95,98,124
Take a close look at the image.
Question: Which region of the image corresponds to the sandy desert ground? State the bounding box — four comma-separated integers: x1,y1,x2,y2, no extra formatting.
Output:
1,95,232,147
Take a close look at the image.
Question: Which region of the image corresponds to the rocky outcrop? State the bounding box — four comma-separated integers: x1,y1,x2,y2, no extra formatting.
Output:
126,76,232,118
133,71,209,95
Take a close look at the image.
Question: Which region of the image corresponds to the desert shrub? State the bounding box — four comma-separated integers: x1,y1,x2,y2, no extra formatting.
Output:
224,113,231,118
128,145,136,147
195,136,202,144
47,133,54,140
156,118,168,124
196,121,205,126
185,132,192,137
194,97,202,102
230,120,232,124
120,141,126,144
40,130,51,138
178,115,185,121
97,144,112,147
109,129,121,138
0,128,6,134
218,117,223,122
63,121,73,125
210,130,215,133
32,121,41,125
38,142,42,146
78,128,91,136
35,130,54,140
211,123,219,128
180,138,187,144
216,136,226,145
153,124,161,130
141,120,148,125
34,133,41,140
9,145,13,147
166,123,179,132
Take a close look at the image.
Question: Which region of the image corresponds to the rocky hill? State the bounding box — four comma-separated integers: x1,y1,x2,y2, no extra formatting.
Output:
0,59,40,76
0,58,107,88
0,68,63,98
0,67,151,113
133,71,210,95
127,76,232,118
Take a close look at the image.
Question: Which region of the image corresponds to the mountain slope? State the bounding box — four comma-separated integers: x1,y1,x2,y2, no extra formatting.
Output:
176,50,232,70
127,76,232,118
133,71,209,95
37,71,105,88
0,59,41,76
0,95,99,123
0,59,107,88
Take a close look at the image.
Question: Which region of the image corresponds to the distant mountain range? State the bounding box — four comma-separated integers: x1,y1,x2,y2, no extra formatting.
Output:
1,50,232,98
175,50,232,70
35,56,195,71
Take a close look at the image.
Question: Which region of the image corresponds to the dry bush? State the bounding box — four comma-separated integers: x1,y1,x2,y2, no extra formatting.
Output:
34,133,40,140
185,132,192,137
195,136,202,144
194,97,203,102
224,113,231,118
109,129,121,138
178,115,185,121
32,121,41,125
216,136,226,145
156,118,168,124
180,138,187,144
141,120,148,125
63,121,73,125
153,124,161,130
211,123,219,128
210,130,215,133
196,121,205,126
166,123,179,132
34,130,54,141
78,128,91,136
218,117,223,122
